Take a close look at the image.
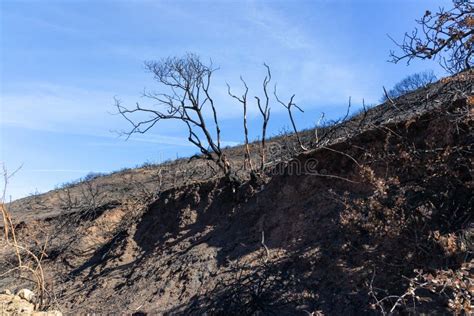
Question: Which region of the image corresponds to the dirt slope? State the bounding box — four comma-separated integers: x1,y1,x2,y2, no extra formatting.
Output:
1,71,473,315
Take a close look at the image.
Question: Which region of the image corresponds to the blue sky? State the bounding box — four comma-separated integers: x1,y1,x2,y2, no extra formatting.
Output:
1,0,452,200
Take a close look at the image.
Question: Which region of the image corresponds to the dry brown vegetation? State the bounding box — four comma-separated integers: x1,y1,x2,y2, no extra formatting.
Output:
390,0,473,73
1,166,47,309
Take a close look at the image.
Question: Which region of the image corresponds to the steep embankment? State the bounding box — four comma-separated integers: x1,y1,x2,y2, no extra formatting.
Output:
1,71,472,315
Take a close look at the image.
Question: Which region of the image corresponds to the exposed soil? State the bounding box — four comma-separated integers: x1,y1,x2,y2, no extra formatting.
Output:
1,71,473,315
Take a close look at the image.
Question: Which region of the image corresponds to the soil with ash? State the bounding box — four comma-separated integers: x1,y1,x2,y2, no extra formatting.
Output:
1,71,472,315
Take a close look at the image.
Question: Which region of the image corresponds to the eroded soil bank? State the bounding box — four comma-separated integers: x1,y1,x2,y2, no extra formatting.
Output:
1,72,472,315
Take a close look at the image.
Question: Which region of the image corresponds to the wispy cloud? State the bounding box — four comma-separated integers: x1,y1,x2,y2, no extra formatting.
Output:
26,169,90,173
1,83,113,131
3,10,81,36
246,3,314,50
0,82,240,149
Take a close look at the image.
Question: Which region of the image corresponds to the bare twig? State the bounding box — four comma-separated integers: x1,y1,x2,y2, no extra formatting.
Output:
1,165,47,307
255,63,272,171
274,85,307,151
261,230,270,261
227,77,253,171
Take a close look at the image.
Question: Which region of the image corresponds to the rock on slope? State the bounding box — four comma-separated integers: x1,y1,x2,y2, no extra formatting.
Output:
0,289,61,315
1,71,472,315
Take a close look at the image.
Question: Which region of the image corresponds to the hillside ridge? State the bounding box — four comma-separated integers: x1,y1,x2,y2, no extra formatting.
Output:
1,71,473,315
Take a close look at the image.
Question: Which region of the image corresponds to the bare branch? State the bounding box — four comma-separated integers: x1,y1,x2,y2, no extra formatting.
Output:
227,77,253,171
389,2,473,73
254,64,273,171
274,85,307,151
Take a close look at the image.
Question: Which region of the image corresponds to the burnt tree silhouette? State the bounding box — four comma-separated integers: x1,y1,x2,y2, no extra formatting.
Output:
116,54,304,180
115,54,232,177
381,70,437,101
